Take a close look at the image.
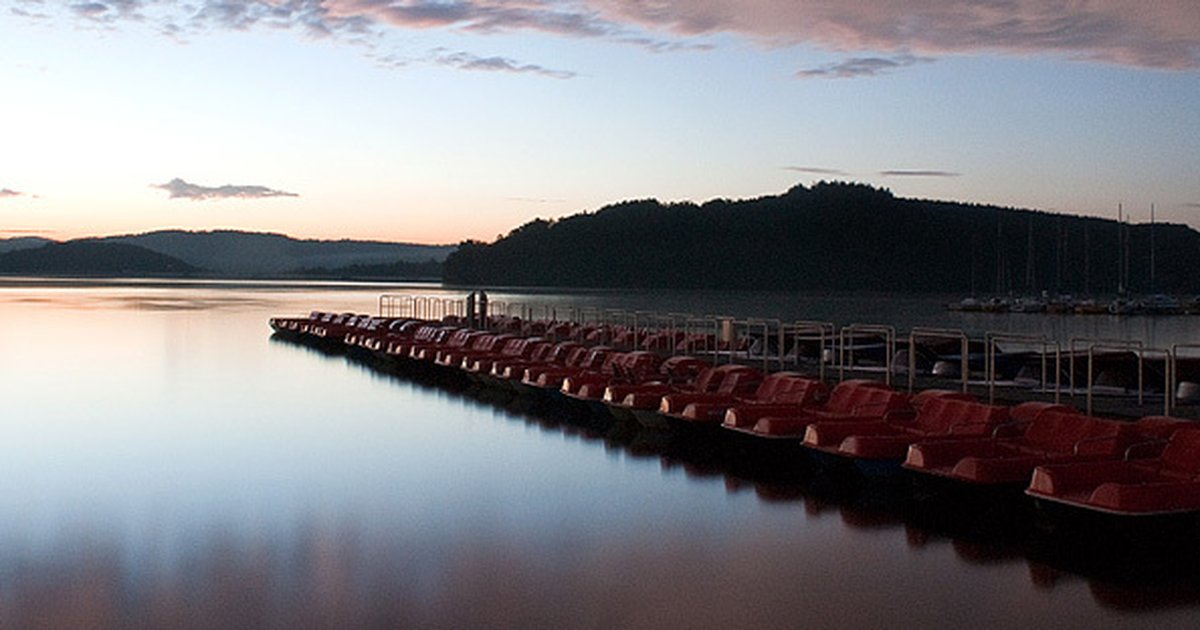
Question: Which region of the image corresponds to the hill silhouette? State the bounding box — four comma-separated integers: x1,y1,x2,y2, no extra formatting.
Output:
103,230,454,275
292,258,442,281
0,230,453,279
443,182,1200,294
0,241,198,276
0,236,53,254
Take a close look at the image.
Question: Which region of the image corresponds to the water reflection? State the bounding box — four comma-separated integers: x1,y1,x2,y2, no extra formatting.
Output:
4,281,1200,627
296,333,1200,619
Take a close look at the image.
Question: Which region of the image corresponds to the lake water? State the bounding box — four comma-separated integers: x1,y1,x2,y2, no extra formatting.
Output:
2,279,1199,628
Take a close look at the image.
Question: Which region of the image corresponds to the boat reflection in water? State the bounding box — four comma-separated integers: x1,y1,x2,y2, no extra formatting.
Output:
3,280,1200,628
292,332,1200,621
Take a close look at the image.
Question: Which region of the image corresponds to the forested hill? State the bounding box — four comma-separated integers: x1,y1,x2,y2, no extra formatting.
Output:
0,241,198,276
104,230,454,275
0,230,452,279
443,182,1200,294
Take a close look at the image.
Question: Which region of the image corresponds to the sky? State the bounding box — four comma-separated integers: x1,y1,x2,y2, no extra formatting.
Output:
1,1,1198,245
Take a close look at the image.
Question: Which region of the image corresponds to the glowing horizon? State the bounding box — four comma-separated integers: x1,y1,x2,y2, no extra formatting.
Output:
2,2,1198,244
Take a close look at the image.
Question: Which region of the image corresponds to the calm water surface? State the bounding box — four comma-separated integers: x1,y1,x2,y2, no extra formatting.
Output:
2,279,1198,628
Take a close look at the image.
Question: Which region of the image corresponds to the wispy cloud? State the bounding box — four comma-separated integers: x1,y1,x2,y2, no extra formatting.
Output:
430,49,577,78
0,228,54,236
323,1,614,38
783,166,848,176
29,1,1200,73
596,0,1200,70
880,170,961,177
11,2,50,20
0,188,27,199
69,0,146,23
22,1,709,75
154,178,298,201
797,54,933,79
614,36,714,53
507,196,566,204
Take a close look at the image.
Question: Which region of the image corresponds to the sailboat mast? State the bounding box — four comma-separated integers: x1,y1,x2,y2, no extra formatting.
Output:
1150,203,1156,292
1083,222,1090,295
1055,217,1064,293
1025,215,1035,292
1125,207,1132,295
995,216,1004,294
1117,203,1125,296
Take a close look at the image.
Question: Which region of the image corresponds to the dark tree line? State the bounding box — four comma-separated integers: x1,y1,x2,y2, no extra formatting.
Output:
0,240,442,281
443,182,1200,294
291,258,443,281
0,241,198,276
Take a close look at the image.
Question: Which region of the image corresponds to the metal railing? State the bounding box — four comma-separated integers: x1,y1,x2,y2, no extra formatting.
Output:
907,327,970,394
683,316,721,362
379,294,465,320
838,324,895,385
1068,337,1143,395
369,293,1190,420
789,320,835,382
1170,343,1200,412
378,294,413,318
984,333,1061,404
1085,344,1169,416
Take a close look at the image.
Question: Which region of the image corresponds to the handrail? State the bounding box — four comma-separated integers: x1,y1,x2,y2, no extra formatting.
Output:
632,310,660,350
1068,337,1142,395
744,318,781,372
840,324,895,385
1086,344,1169,416
1170,343,1200,412
378,293,416,318
684,316,719,362
984,332,1061,404
907,327,969,394
791,321,835,382
666,312,692,357
715,316,737,365
369,292,1184,417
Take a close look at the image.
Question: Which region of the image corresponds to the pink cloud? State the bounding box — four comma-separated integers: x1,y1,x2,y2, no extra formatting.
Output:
154,178,298,201
38,1,1200,71
591,0,1200,69
321,0,614,37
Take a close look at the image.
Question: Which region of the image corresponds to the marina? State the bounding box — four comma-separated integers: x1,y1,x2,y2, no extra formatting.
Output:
5,279,1200,627
270,292,1200,518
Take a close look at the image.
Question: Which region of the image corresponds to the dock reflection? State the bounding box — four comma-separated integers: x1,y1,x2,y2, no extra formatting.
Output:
266,335,1200,617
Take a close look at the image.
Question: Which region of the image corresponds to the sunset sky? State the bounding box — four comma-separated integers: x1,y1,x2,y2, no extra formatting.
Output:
2,1,1198,244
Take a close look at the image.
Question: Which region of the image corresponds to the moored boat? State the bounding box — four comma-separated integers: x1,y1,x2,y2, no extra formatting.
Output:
1027,423,1200,516
802,393,1010,476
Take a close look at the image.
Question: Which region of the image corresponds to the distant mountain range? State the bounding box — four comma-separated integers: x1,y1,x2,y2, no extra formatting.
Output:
0,240,199,276
0,230,454,278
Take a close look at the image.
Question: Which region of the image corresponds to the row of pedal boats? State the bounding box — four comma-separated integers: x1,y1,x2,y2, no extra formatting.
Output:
270,310,1200,521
